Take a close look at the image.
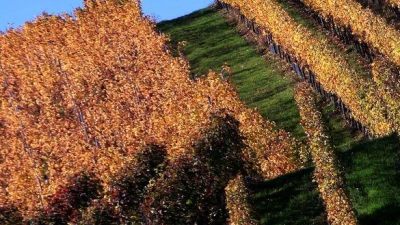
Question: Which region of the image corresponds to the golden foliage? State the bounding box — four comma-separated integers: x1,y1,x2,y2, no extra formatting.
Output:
0,0,301,219
225,174,258,225
300,0,400,68
220,0,392,136
295,82,358,225
386,0,400,8
372,57,400,133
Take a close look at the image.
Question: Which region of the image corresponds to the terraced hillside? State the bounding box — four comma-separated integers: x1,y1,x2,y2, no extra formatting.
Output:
159,5,400,225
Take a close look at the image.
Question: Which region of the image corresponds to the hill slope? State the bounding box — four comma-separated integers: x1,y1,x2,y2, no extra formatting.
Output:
158,6,400,225
159,8,305,139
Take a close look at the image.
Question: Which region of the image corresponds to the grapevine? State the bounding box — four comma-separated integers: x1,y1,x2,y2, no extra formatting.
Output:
295,82,358,225
0,0,301,219
296,0,400,67
220,0,392,136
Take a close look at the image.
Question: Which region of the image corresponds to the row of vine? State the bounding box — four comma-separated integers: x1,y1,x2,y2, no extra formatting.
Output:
218,0,391,136
294,83,358,225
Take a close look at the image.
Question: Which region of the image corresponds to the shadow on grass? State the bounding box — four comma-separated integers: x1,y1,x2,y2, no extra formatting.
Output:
319,99,364,152
359,203,400,225
339,134,400,225
249,134,400,225
249,168,327,225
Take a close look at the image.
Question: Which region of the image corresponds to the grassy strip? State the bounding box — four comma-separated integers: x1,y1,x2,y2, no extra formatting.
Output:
318,99,364,152
339,134,400,225
249,168,327,225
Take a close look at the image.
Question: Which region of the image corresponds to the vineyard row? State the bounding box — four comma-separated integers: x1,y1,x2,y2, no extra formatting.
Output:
386,0,400,9
278,0,400,134
218,1,374,137
288,0,375,61
286,0,400,81
357,0,400,21
294,83,358,225
298,0,400,69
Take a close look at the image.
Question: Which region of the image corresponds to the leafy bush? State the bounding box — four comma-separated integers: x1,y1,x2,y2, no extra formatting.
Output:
110,144,167,220
141,114,245,225
193,113,245,182
141,154,228,224
0,205,23,225
78,144,167,224
40,171,102,224
77,200,120,225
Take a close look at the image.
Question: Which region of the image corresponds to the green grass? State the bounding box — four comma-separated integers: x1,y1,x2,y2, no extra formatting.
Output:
158,6,400,225
250,168,327,224
339,134,400,225
159,8,305,139
318,98,364,152
279,5,400,222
